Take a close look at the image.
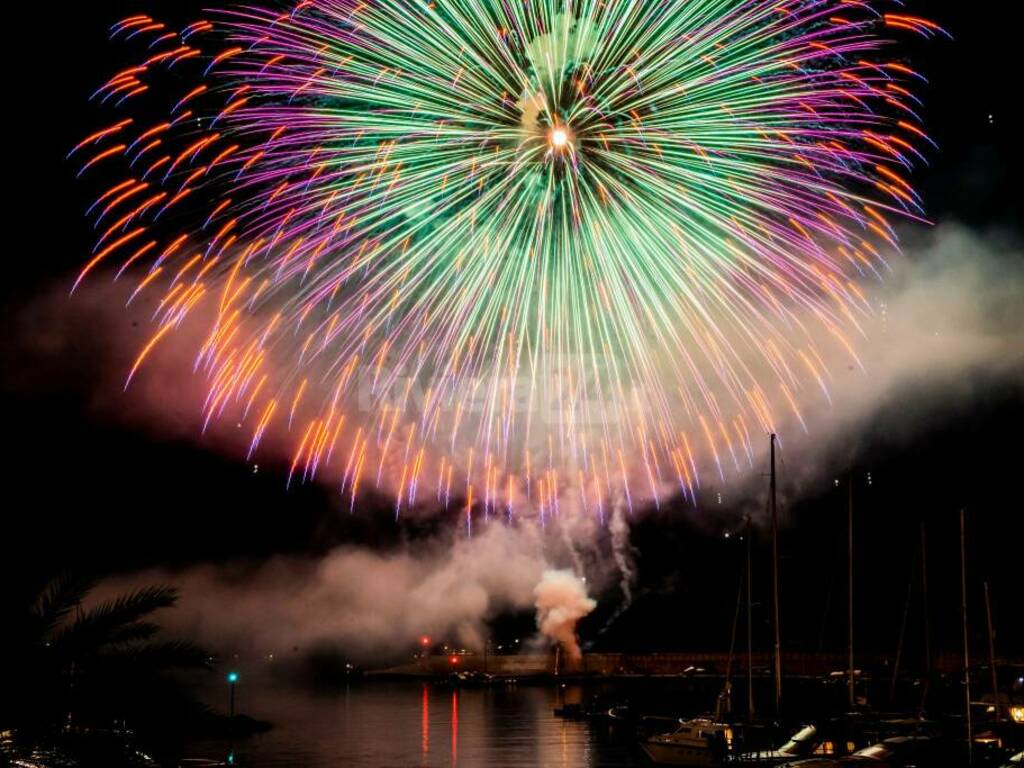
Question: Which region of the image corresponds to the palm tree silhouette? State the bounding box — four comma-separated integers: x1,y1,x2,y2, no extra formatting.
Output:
13,574,209,735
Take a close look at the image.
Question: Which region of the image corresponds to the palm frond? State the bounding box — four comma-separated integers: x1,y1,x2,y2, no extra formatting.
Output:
50,586,179,656
31,572,96,637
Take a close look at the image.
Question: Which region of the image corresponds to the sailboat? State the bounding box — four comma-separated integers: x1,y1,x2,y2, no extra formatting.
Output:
641,718,735,766
642,436,787,767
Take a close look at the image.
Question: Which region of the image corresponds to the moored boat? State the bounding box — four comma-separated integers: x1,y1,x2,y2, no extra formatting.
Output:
642,717,734,766
732,725,821,765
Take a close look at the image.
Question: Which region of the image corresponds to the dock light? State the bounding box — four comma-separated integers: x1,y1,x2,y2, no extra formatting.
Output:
1011,706,1024,724
227,671,239,718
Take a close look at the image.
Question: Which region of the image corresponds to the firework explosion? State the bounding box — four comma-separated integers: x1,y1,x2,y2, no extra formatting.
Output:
71,1,942,522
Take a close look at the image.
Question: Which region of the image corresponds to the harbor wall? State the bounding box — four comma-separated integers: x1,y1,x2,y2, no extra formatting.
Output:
375,651,1021,678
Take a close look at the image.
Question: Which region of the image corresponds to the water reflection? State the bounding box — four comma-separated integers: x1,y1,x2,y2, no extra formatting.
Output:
189,678,637,767
450,689,457,764
421,684,429,761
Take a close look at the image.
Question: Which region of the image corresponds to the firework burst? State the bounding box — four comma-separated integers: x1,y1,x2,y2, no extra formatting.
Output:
71,0,941,522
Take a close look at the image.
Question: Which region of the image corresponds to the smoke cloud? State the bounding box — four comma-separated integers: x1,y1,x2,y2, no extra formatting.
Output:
11,223,1024,662
609,497,635,606
97,523,549,662
756,223,1024,500
533,569,597,661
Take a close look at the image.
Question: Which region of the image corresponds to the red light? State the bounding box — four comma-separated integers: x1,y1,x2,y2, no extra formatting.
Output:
449,655,459,665
420,636,431,646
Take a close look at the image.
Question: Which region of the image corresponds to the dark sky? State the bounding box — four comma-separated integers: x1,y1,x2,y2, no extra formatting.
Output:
3,1,1021,662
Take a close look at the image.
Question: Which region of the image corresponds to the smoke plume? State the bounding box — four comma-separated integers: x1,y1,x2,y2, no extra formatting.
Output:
533,569,597,661
10,223,1024,663
98,523,549,662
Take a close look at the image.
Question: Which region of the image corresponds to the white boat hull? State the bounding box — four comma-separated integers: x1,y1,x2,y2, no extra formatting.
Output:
641,739,722,766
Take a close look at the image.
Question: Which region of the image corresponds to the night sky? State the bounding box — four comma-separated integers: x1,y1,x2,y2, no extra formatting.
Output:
3,1,1021,665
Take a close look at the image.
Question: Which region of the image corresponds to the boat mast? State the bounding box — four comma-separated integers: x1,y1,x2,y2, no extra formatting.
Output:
770,433,782,714
724,534,744,719
747,515,755,717
983,582,998,701
889,559,915,704
848,475,855,709
960,509,973,766
920,521,932,710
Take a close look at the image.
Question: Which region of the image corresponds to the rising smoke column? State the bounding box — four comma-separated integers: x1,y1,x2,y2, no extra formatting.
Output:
534,569,596,661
